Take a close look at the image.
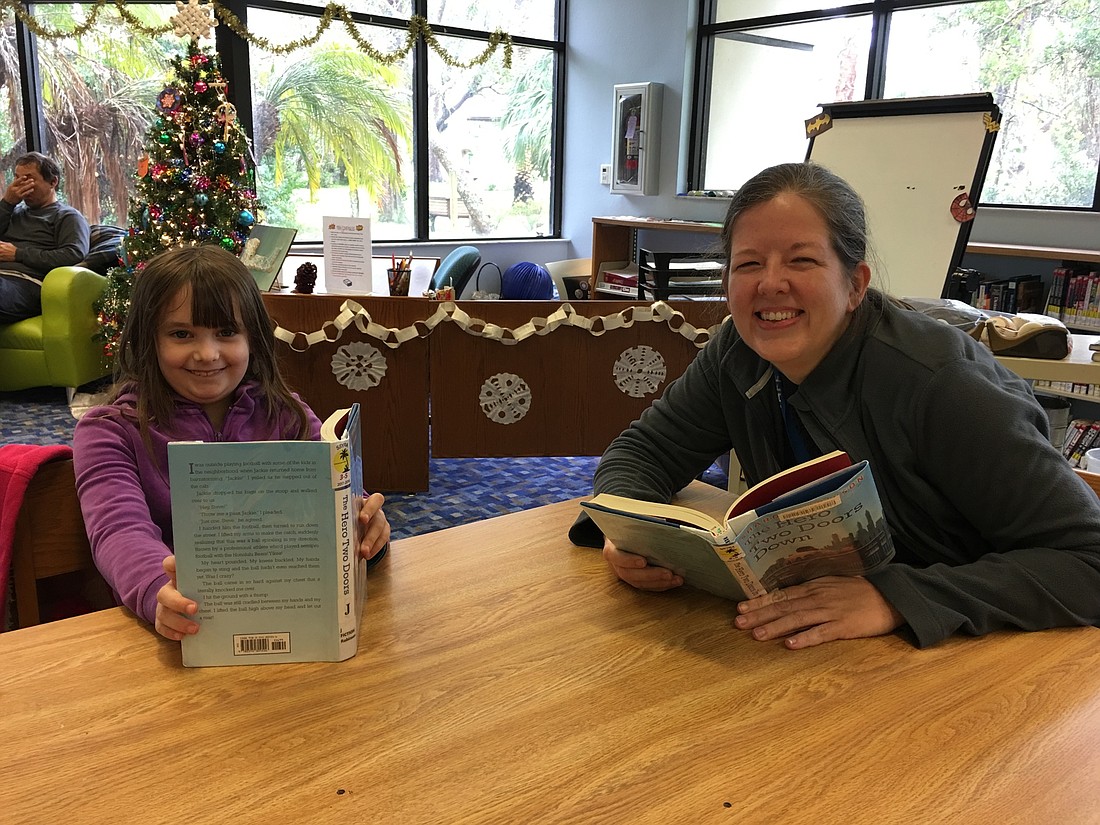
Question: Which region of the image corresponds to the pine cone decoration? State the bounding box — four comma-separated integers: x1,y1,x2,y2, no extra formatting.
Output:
294,261,318,294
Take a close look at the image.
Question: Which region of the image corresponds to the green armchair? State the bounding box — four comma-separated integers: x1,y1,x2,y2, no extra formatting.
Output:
0,265,110,399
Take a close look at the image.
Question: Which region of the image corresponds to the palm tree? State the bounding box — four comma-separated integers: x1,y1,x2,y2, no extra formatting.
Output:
252,46,412,216
500,50,553,193
0,6,174,223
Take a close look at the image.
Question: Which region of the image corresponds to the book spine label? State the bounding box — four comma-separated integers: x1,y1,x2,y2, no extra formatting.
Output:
713,542,767,598
332,437,357,660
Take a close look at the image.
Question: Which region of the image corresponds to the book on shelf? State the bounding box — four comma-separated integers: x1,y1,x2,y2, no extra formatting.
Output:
169,404,366,667
973,274,1044,314
1061,418,1094,464
1047,266,1100,328
595,261,638,297
580,451,895,601
1069,421,1100,468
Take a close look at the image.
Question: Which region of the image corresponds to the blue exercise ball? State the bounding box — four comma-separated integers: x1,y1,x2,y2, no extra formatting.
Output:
501,262,554,300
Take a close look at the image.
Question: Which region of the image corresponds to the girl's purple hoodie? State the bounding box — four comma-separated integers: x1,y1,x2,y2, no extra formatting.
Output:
73,382,321,624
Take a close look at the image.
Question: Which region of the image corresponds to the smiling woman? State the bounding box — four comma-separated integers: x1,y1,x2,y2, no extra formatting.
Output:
572,160,1100,652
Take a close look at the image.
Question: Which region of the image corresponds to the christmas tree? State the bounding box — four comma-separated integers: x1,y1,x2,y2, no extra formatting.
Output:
96,39,261,358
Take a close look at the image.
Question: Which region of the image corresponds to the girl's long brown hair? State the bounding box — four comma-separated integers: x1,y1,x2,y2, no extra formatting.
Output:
110,244,311,444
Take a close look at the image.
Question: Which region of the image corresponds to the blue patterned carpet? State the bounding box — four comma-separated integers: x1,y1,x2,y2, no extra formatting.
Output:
1,386,728,540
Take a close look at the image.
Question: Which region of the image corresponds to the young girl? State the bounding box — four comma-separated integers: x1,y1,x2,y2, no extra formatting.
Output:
74,245,390,642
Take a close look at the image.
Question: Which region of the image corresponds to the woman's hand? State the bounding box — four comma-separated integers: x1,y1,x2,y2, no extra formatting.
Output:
734,576,903,649
155,555,199,641
603,538,684,591
359,492,390,560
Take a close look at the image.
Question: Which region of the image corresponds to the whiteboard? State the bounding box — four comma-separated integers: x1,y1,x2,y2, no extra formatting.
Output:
807,96,999,299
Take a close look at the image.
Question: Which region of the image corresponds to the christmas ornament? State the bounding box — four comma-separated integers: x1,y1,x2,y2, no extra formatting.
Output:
213,141,225,154
220,236,236,251
194,80,208,93
238,210,255,227
157,87,181,113
194,193,209,206
189,132,204,146
137,155,149,177
171,0,216,41
157,132,171,145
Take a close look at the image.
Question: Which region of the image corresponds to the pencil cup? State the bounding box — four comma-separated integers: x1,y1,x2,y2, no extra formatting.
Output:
387,268,411,297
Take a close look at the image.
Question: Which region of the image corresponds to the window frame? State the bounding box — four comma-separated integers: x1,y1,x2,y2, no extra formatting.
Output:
12,0,567,242
688,0,1100,212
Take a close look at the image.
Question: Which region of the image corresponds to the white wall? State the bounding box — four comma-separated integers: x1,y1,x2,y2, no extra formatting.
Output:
560,0,727,260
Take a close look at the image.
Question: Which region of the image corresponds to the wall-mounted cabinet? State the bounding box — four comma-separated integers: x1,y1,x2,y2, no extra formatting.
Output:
611,82,662,196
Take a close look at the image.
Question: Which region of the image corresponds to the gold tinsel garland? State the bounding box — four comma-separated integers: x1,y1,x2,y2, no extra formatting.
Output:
1,1,512,68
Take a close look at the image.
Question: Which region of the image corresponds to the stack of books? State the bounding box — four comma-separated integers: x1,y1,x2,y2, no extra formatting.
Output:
1046,265,1100,329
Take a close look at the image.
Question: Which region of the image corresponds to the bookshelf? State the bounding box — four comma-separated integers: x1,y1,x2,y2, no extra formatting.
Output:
590,216,722,291
965,242,1100,265
994,334,1100,384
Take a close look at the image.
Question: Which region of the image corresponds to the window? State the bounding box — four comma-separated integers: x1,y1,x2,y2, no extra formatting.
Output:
6,0,563,241
0,9,28,178
692,0,1100,210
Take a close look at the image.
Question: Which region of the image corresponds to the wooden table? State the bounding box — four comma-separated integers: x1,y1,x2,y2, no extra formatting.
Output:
4,486,1099,824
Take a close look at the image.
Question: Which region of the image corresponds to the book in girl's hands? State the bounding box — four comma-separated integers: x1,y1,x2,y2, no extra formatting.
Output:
169,405,365,667
581,451,895,601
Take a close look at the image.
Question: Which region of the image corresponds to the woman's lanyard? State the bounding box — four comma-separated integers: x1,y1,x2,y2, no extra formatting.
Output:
774,370,813,465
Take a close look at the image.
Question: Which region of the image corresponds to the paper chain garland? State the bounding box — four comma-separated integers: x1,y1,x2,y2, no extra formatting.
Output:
1,0,512,68
272,301,728,353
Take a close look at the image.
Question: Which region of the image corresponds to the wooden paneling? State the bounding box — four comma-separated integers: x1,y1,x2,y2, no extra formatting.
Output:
430,300,727,458
262,293,729,490
262,293,431,492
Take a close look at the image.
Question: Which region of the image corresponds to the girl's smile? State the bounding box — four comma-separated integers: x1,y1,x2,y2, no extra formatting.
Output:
155,285,250,429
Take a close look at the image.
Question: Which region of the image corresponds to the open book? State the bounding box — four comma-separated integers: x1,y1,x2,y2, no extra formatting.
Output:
581,451,895,601
169,405,365,667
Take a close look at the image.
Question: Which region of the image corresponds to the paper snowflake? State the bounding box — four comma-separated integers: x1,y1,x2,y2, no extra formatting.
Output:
613,345,667,398
172,0,216,41
479,373,532,425
331,342,388,391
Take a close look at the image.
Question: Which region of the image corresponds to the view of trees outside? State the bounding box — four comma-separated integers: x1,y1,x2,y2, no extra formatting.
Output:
247,10,415,242
0,0,558,242
0,3,174,224
884,0,1100,208
0,11,27,178
427,38,552,239
701,0,1100,209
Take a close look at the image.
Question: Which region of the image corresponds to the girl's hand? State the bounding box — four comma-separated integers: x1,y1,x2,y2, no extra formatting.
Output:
155,555,199,642
734,576,904,649
359,492,390,560
603,538,683,591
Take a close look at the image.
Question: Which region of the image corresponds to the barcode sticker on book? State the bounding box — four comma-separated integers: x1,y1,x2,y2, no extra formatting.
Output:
233,633,292,656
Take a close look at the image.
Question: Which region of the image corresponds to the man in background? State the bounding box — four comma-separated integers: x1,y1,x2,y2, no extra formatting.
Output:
0,151,89,324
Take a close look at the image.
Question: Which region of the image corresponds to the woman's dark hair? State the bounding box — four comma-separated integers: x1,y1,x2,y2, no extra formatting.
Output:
721,162,868,280
111,244,310,442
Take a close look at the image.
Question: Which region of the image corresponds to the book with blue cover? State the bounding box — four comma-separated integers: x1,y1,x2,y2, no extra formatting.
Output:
169,404,365,666
581,452,895,601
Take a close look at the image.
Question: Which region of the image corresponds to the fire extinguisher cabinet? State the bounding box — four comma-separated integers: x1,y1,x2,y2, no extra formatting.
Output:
611,82,662,195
